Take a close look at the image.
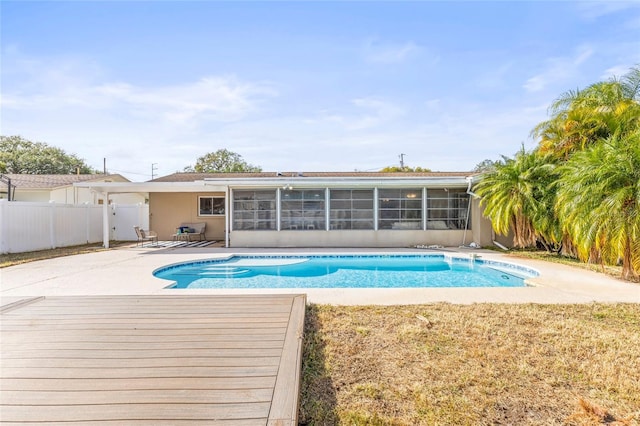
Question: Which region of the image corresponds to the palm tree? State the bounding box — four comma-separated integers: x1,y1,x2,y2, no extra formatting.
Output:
531,67,640,160
475,148,560,249
556,129,640,280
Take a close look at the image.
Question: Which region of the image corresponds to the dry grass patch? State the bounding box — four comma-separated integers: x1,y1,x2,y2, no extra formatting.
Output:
0,242,132,268
300,303,640,425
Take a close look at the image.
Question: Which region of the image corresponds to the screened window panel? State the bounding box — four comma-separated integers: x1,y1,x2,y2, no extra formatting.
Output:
352,210,372,220
281,189,326,230
232,190,277,231
378,188,422,230
353,200,373,209
329,189,374,230
426,189,471,230
331,200,350,210
352,190,373,199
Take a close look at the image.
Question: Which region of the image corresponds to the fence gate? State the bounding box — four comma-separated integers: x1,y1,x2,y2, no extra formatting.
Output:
111,204,150,241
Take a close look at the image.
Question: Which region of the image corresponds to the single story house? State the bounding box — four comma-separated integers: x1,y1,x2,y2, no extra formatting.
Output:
0,174,145,205
76,171,511,249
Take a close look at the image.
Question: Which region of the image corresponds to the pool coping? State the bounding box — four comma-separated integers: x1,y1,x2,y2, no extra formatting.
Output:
153,253,540,290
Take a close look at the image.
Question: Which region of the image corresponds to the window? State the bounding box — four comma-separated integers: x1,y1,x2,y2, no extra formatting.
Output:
280,189,325,230
199,196,225,216
426,189,470,230
232,190,276,230
378,189,422,230
329,189,374,230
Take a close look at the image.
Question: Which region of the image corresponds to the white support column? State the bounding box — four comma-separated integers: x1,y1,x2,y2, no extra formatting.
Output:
373,187,379,231
325,188,330,231
276,188,281,231
102,192,110,248
225,187,230,248
422,187,427,231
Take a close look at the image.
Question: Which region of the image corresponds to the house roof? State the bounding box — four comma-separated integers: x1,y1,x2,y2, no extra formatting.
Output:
75,171,480,194
0,174,129,190
150,171,476,182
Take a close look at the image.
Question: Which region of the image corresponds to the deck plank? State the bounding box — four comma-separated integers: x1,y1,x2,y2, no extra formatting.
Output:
1,388,274,404
268,294,307,426
0,295,306,425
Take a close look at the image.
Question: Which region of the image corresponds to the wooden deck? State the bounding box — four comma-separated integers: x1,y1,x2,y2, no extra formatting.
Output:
0,294,306,425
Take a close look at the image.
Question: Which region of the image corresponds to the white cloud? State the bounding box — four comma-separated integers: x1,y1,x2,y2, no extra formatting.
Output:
91,77,276,124
523,45,594,92
2,51,277,125
348,98,405,130
424,99,441,110
1,50,279,178
475,62,514,90
575,1,640,20
312,97,405,131
601,64,635,80
363,38,419,64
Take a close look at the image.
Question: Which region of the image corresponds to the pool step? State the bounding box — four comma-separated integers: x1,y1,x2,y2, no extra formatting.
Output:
200,268,250,276
173,266,251,276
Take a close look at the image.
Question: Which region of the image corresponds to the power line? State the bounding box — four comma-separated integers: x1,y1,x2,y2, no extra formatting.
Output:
108,168,152,177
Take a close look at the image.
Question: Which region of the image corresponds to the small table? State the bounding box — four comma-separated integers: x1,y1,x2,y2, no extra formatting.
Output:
173,233,191,242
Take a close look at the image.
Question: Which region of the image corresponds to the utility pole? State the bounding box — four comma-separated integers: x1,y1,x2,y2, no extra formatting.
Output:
151,163,158,180
399,153,406,169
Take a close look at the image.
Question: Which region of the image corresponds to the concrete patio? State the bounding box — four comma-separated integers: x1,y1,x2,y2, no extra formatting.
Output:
2,246,638,305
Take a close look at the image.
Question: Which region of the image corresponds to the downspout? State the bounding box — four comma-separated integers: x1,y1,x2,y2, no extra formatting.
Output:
461,177,478,246
465,175,508,251
0,175,12,201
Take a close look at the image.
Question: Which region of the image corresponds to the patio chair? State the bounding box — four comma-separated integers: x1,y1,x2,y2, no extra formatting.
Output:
134,226,158,247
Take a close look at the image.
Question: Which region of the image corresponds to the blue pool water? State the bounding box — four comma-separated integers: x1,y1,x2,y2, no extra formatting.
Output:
154,254,538,289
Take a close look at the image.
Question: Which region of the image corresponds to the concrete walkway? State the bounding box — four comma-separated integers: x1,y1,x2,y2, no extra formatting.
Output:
2,246,638,305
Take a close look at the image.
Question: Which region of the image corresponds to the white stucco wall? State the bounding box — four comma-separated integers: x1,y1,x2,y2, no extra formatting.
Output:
11,190,50,202
229,229,473,248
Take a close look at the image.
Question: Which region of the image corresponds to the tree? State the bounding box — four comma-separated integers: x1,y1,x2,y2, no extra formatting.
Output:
473,159,500,173
184,149,262,173
556,129,640,280
474,148,560,249
379,166,431,172
474,66,640,279
531,67,640,160
0,135,96,174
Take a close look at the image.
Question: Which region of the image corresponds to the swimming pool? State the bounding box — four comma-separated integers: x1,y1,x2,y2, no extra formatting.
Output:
154,254,539,289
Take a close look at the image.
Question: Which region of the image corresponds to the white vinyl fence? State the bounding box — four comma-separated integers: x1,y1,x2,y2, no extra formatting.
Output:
0,200,149,254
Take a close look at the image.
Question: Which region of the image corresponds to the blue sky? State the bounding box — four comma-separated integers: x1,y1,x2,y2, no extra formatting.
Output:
2,1,639,180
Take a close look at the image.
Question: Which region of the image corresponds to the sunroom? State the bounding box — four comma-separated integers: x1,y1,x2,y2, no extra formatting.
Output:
77,172,497,248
